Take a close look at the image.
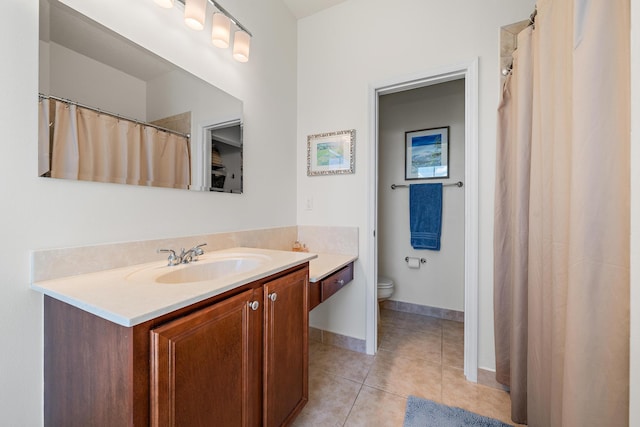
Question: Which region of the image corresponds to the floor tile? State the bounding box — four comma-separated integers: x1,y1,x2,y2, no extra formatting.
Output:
292,366,362,427
442,319,464,339
364,349,442,402
442,339,464,369
303,309,523,427
378,325,442,364
441,366,518,426
380,309,442,333
310,341,375,383
343,386,407,427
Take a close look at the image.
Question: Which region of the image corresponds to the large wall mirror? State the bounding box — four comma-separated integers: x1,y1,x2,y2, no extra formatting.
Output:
39,0,243,193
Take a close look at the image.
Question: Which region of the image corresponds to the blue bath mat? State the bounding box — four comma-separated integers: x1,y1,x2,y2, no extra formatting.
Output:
403,396,513,427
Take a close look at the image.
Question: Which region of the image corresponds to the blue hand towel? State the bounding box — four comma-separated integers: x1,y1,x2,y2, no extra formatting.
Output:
410,183,442,250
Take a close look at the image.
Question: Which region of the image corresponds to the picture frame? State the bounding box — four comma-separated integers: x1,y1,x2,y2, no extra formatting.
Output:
307,129,355,176
405,126,449,180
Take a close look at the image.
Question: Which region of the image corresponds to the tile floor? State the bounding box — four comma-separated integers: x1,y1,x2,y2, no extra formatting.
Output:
292,308,525,427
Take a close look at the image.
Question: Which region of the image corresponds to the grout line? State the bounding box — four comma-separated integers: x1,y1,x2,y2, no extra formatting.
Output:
341,383,364,426
305,310,516,426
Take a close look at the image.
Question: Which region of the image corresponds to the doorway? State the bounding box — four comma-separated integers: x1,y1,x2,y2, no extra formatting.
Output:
200,120,243,193
367,60,479,382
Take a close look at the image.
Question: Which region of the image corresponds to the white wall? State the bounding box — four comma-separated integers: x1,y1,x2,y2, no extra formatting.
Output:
47,42,148,120
0,0,297,424
297,0,536,368
146,69,242,135
378,80,465,311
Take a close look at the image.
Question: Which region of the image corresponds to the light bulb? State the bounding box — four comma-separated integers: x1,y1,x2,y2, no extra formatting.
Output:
211,13,231,49
232,30,251,62
184,0,206,31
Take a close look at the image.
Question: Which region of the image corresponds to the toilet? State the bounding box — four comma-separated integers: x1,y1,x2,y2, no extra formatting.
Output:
377,276,395,302
377,276,395,320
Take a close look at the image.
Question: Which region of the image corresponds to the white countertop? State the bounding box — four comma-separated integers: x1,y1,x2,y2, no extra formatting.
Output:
308,253,358,283
31,247,316,327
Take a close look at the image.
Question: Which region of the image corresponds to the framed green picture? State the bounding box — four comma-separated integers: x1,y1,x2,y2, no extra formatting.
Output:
307,129,355,176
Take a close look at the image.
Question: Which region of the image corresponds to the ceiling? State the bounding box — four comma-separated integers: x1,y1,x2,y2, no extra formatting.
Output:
281,0,348,19
41,0,349,83
43,0,176,82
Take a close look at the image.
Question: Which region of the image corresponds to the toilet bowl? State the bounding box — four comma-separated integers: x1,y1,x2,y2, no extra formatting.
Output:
377,276,395,322
377,276,395,301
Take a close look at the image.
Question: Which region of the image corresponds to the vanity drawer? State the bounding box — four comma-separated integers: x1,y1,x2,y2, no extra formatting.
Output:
320,263,354,302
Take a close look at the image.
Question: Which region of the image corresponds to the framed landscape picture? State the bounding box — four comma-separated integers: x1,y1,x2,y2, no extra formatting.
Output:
405,126,449,180
307,129,355,176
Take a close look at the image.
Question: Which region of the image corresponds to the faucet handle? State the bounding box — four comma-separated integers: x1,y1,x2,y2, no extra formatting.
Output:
192,243,207,256
186,243,207,260
158,248,181,266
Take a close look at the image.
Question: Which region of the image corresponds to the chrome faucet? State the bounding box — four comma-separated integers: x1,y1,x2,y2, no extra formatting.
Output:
158,248,181,266
158,243,207,266
180,243,207,264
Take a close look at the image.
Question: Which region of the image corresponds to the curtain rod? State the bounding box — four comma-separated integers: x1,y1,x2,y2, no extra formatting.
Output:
502,7,537,76
529,7,537,27
391,181,463,190
39,94,190,139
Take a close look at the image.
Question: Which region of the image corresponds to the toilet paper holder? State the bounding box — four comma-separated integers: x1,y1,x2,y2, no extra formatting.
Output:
405,257,426,264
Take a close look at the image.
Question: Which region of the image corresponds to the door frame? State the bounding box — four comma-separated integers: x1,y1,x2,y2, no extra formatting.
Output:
366,59,479,382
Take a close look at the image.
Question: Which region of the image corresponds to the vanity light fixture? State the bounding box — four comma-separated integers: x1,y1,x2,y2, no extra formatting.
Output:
232,30,250,62
184,0,207,30
211,12,231,48
156,0,253,62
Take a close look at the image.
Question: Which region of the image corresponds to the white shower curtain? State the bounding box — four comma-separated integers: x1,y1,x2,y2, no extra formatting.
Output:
48,99,190,189
494,0,630,426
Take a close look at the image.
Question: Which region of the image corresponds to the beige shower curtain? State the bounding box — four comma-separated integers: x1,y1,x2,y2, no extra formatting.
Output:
494,0,630,426
140,125,191,189
494,25,534,424
75,106,143,185
38,98,51,177
49,99,190,189
51,100,80,180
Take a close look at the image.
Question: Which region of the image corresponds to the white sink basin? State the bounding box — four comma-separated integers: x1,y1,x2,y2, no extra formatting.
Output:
126,252,271,284
157,256,265,284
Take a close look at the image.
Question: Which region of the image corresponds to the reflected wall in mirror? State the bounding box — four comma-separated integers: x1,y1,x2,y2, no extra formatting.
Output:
38,0,244,193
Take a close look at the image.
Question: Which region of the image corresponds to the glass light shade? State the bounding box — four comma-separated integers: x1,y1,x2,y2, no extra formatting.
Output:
154,0,174,8
232,30,251,62
184,0,206,31
211,13,231,49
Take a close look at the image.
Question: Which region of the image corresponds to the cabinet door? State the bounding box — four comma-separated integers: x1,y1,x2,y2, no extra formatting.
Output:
263,269,309,426
150,288,263,427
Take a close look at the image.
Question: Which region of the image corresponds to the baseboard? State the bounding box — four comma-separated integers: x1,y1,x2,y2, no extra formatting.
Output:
309,327,366,353
381,300,464,323
477,368,510,391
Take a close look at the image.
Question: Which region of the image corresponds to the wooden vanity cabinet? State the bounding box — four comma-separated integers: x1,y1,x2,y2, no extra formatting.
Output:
263,268,309,426
150,287,264,426
44,264,309,427
308,262,354,311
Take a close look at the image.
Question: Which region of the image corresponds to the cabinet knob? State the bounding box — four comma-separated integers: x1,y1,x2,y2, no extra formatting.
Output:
268,293,277,302
337,279,345,286
248,301,260,311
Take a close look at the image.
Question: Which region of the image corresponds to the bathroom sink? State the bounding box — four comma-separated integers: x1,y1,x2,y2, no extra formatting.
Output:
126,252,271,284
156,256,265,284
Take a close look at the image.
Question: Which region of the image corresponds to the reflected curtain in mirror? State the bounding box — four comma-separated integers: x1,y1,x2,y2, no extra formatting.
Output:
41,98,190,189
